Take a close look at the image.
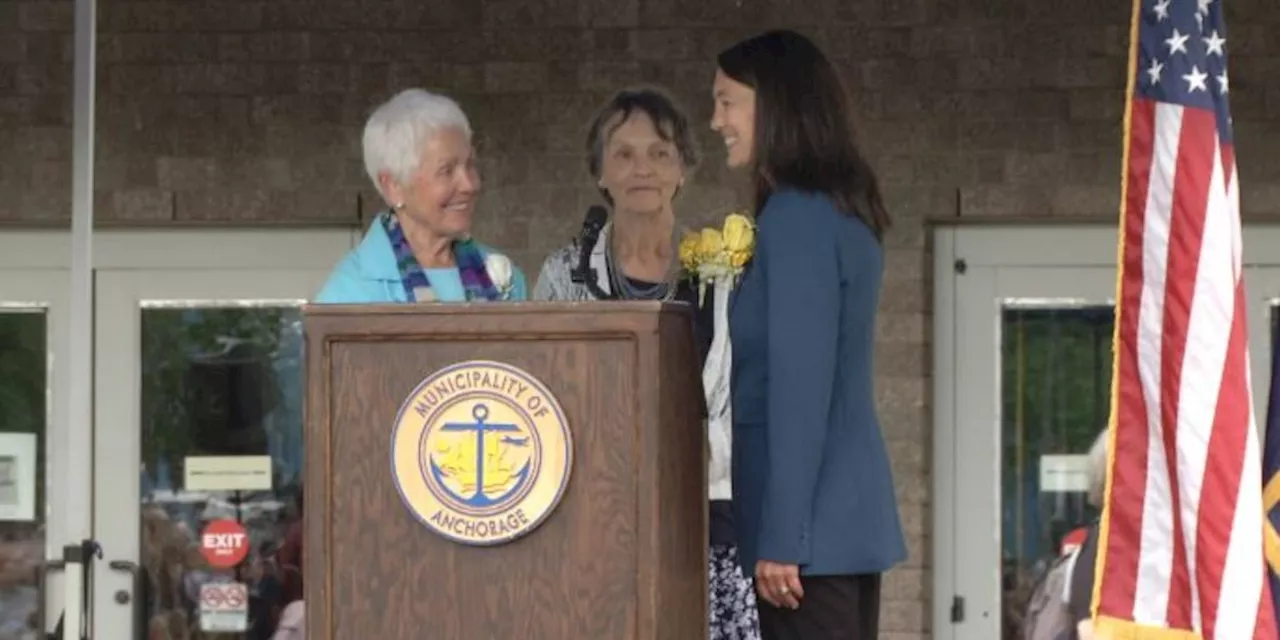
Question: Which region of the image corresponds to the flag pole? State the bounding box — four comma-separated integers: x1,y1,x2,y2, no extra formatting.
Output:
1090,0,1143,618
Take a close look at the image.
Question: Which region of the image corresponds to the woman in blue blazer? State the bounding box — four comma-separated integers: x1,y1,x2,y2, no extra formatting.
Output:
710,30,907,638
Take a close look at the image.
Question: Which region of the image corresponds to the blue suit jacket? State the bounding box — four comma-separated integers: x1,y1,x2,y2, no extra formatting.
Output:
729,189,906,576
314,220,528,303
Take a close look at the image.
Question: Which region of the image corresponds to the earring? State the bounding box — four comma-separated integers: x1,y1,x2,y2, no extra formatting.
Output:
393,202,405,210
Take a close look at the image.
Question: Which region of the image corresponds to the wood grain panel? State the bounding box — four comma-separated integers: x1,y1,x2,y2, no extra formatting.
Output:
303,302,707,640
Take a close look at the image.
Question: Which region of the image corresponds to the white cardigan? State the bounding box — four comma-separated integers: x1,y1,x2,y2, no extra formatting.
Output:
702,277,733,501
532,224,733,501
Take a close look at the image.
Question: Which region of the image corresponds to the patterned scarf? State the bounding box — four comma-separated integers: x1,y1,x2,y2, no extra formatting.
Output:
380,211,501,302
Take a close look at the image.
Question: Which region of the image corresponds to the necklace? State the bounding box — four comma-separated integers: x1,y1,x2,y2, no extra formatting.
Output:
605,243,677,301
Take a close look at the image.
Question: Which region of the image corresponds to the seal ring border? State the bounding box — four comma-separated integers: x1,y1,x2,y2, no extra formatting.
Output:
389,359,575,547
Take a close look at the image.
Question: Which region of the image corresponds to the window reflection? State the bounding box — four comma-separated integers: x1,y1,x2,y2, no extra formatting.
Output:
0,308,48,639
1000,304,1113,639
139,305,303,640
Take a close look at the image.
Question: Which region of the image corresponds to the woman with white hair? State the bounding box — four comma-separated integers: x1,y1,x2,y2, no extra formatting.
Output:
1066,429,1109,635
316,88,527,303
1022,429,1109,640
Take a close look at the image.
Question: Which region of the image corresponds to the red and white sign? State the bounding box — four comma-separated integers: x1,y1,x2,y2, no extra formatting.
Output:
199,519,249,569
199,582,248,632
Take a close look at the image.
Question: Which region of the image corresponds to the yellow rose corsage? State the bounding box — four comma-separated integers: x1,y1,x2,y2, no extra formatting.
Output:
680,211,755,304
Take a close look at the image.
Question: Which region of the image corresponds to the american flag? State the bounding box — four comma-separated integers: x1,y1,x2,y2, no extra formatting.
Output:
1090,0,1277,638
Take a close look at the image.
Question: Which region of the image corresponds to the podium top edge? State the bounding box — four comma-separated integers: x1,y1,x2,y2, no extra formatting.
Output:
300,300,695,316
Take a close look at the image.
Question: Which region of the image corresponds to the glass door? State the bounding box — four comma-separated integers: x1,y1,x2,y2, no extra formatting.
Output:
936,226,1280,640
91,229,350,639
1245,266,1280,426
0,267,67,639
951,264,1116,640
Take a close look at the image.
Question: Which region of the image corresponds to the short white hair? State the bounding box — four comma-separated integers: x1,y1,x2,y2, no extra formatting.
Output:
1087,427,1109,508
361,88,472,198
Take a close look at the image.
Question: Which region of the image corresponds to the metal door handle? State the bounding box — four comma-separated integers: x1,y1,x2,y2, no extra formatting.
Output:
108,560,149,640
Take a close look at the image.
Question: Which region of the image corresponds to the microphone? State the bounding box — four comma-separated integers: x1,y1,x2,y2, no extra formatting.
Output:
581,205,608,242
571,205,613,299
571,206,608,283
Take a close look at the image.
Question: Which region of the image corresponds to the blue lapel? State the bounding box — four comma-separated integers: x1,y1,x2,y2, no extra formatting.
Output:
729,258,754,313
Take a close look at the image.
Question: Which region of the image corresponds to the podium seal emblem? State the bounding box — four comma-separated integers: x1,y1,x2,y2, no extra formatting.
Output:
390,360,573,546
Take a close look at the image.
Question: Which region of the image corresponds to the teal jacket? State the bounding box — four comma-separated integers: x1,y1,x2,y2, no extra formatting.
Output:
315,221,528,303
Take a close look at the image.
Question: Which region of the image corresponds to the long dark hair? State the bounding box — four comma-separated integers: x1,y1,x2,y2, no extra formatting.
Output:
716,29,891,240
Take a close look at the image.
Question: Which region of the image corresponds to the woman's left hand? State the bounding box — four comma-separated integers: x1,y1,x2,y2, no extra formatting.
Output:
754,560,803,609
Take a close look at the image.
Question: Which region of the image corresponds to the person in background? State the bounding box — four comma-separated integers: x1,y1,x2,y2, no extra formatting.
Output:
0,526,42,639
1066,430,1108,635
316,88,527,304
270,520,305,640
271,599,305,640
1020,428,1108,640
532,86,761,639
711,29,905,639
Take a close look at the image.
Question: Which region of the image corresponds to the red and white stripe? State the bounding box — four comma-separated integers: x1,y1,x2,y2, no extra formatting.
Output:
1095,96,1276,638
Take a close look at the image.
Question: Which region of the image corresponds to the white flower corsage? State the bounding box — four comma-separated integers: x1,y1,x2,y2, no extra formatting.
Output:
485,253,515,299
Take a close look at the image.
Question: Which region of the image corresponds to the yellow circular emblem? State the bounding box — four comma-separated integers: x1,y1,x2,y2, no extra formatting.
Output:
390,360,573,546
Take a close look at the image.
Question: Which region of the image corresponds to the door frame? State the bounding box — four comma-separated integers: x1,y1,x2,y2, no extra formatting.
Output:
0,231,77,636
931,222,1280,640
93,255,348,637
0,255,69,636
0,226,359,637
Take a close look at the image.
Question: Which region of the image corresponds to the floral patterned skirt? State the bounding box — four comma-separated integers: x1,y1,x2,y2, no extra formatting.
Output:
710,544,761,639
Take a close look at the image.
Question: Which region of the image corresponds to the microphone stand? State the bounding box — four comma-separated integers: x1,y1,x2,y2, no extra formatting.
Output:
570,207,615,301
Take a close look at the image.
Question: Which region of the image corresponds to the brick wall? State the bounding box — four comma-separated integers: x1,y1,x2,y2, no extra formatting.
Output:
4,0,1280,636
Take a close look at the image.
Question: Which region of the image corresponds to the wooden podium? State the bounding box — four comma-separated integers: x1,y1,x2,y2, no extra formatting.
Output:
302,302,708,639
